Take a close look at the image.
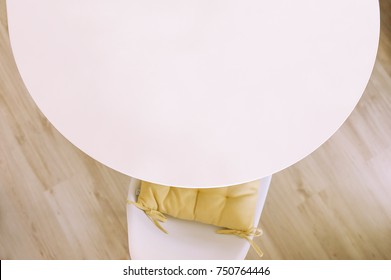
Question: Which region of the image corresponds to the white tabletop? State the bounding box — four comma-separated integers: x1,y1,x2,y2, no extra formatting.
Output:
7,1,379,187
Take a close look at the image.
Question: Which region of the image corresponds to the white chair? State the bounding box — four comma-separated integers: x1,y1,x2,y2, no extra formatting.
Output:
126,176,271,259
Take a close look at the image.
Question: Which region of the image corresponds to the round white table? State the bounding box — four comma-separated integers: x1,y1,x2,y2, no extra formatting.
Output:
7,0,379,188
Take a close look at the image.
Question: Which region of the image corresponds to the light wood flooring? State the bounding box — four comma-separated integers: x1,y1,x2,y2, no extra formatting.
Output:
1,0,390,259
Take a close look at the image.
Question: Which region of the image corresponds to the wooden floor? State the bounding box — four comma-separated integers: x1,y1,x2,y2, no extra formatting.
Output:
1,1,391,259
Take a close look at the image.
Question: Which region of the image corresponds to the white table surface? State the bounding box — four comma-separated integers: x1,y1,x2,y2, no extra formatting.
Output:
7,0,379,188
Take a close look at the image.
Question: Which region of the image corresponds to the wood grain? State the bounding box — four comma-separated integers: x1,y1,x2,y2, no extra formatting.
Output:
1,0,390,259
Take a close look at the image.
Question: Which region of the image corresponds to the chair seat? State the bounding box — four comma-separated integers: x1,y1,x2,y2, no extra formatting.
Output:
126,176,271,260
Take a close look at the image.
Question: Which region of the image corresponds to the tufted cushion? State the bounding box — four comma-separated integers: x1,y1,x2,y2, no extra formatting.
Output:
135,180,259,232
129,179,264,257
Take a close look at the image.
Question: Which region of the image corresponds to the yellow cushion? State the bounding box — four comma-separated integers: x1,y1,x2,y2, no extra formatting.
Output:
136,180,259,231
129,180,264,257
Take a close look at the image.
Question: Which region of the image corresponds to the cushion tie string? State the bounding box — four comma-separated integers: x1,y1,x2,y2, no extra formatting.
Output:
127,200,168,234
216,228,264,258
